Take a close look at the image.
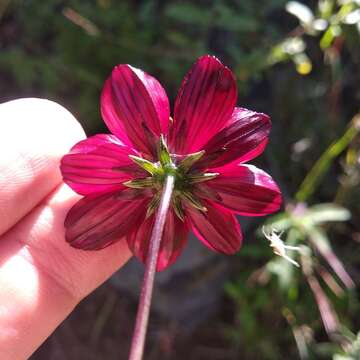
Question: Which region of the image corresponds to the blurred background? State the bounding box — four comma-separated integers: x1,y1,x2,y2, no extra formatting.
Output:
1,0,359,359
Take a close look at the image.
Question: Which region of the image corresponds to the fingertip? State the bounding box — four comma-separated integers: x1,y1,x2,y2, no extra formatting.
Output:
1,98,86,145
0,98,86,235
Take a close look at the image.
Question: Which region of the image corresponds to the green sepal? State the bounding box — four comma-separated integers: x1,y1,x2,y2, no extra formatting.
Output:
187,172,219,184
182,190,207,212
129,155,158,174
123,177,154,189
158,135,171,166
178,150,205,173
172,196,185,221
146,194,160,218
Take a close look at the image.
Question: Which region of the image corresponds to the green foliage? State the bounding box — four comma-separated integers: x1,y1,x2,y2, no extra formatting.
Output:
296,116,360,202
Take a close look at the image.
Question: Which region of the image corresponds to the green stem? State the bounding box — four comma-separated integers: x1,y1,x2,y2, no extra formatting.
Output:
296,117,359,202
128,175,175,360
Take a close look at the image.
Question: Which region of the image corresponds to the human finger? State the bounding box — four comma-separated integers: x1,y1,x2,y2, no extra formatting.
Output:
0,98,85,236
0,184,131,359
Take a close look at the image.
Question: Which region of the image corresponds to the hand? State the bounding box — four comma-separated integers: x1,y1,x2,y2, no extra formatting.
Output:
0,98,131,359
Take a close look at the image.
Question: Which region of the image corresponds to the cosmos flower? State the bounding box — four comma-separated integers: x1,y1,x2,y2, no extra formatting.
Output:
60,55,282,271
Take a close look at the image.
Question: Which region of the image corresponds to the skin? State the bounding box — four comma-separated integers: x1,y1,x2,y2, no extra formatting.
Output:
0,98,132,359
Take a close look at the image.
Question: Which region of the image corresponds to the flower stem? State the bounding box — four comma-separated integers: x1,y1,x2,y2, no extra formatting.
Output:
128,175,175,360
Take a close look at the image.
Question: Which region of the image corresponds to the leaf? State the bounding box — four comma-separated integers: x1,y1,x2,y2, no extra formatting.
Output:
262,213,293,233
314,342,343,356
296,118,359,202
320,25,342,49
305,204,351,224
267,258,294,290
213,4,259,32
308,227,354,289
165,3,211,27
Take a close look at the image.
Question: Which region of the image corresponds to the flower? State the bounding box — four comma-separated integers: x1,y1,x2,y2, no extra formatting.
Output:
60,55,282,271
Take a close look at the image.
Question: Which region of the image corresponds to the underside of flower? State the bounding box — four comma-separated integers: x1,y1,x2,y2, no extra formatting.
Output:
59,55,285,360
124,136,218,219
60,54,282,272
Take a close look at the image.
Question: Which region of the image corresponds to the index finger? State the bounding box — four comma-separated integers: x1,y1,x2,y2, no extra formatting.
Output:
0,98,85,235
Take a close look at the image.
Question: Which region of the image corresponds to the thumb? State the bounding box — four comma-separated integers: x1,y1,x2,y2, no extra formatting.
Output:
0,184,131,360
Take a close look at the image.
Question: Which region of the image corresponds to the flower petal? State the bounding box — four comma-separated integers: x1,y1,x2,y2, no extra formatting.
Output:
127,209,189,271
198,107,271,169
101,65,170,158
204,164,282,216
65,190,149,250
61,134,145,195
169,55,237,154
186,201,242,254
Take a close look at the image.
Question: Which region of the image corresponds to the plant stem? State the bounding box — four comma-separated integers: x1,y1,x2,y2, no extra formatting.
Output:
295,115,359,202
128,175,175,360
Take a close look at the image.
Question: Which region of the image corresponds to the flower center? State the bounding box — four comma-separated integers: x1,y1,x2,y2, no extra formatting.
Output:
124,136,218,220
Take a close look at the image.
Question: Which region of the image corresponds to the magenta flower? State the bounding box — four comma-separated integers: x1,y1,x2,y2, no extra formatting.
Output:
60,55,282,271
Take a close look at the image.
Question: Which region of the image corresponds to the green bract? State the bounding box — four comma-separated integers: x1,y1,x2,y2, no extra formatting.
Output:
124,137,218,218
